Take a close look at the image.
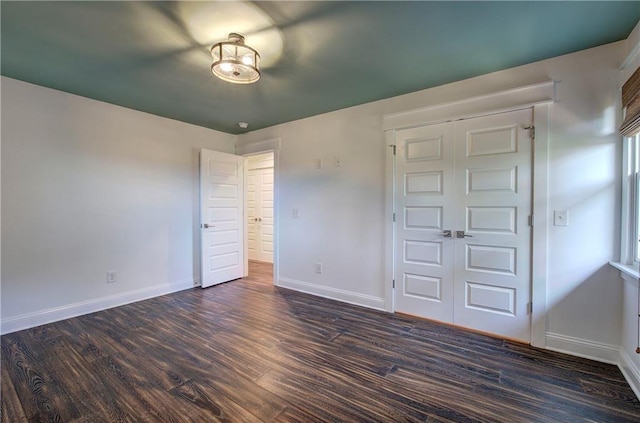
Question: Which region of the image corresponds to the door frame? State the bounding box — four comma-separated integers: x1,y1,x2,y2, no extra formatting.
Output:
383,81,555,347
237,138,281,285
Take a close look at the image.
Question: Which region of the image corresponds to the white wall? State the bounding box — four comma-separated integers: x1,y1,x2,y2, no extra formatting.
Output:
1,77,236,333
238,41,626,361
239,108,387,309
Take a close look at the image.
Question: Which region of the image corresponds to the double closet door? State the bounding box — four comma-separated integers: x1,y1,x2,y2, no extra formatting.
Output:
394,108,533,342
247,159,274,263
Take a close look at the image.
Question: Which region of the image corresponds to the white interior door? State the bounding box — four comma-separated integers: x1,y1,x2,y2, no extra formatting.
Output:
200,149,244,288
452,109,532,342
247,153,274,263
394,122,455,323
394,108,532,342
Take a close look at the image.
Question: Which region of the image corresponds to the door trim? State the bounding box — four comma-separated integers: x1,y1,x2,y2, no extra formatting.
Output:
530,103,550,348
384,87,554,348
237,138,281,285
383,80,555,131
384,130,396,312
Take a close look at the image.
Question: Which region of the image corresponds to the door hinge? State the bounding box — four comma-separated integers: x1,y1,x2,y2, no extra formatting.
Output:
524,125,535,139
392,279,396,289
527,302,533,314
528,215,533,227
392,212,396,222
389,144,396,155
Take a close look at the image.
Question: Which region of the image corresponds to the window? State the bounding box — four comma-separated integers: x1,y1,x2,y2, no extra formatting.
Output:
620,65,640,269
621,133,640,269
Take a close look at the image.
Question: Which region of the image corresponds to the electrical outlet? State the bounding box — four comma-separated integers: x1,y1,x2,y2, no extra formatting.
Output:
334,157,341,167
315,262,323,274
107,271,117,283
293,208,300,218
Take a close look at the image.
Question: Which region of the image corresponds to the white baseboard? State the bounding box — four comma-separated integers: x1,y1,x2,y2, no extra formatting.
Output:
0,279,196,335
278,277,386,311
619,349,640,400
545,332,620,364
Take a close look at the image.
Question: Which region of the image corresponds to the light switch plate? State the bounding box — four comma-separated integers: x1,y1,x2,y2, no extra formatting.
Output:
554,210,569,226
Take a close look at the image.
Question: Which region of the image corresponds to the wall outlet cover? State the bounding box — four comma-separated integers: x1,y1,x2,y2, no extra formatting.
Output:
554,210,569,226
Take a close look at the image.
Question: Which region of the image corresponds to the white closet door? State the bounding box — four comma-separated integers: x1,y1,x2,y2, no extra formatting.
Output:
258,168,274,263
394,122,455,323
452,108,532,342
394,108,533,342
247,154,274,263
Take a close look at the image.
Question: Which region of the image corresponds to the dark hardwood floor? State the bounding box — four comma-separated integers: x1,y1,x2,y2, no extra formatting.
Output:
2,261,639,422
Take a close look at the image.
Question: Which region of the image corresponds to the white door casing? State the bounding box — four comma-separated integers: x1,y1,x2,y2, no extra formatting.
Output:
200,149,245,288
394,108,533,342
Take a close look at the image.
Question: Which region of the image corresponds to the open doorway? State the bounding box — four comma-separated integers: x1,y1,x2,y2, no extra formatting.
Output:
245,151,275,281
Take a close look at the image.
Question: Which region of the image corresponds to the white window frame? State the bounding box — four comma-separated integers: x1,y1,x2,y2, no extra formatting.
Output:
634,154,640,264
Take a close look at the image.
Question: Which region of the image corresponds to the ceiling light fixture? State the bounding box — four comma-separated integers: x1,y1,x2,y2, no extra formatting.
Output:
211,33,260,84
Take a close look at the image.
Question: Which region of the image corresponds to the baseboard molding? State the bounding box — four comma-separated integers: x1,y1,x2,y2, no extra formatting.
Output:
0,279,196,335
545,332,620,364
278,277,385,311
619,349,640,400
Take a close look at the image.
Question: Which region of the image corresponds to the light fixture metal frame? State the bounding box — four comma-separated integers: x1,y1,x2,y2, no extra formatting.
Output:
210,33,261,84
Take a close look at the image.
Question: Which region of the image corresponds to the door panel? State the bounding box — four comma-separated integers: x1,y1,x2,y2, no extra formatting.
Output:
453,108,532,342
200,149,244,288
259,168,274,262
394,108,532,342
394,122,455,323
247,172,258,258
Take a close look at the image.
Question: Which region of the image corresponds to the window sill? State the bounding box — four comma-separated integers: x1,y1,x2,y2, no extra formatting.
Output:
610,262,640,281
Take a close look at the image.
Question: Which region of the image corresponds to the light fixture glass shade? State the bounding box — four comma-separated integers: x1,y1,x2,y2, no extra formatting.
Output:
211,33,261,84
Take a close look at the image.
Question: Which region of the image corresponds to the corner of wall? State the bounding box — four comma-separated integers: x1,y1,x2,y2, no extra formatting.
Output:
620,348,640,400
278,277,386,312
621,20,640,82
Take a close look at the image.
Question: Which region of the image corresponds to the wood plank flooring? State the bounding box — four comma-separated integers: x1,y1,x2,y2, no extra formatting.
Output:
2,260,639,422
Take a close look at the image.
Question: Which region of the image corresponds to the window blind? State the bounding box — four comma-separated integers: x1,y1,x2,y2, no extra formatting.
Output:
621,66,640,137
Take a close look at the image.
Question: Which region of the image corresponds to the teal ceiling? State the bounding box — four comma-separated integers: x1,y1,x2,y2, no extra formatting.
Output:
2,1,639,134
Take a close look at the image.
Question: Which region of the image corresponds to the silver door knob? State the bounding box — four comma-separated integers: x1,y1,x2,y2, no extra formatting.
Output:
258,217,262,222
456,230,472,238
441,230,452,238
203,223,215,229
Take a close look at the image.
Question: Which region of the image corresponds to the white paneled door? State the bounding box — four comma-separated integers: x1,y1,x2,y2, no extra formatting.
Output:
200,149,244,288
394,121,456,323
247,166,274,263
394,108,533,342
